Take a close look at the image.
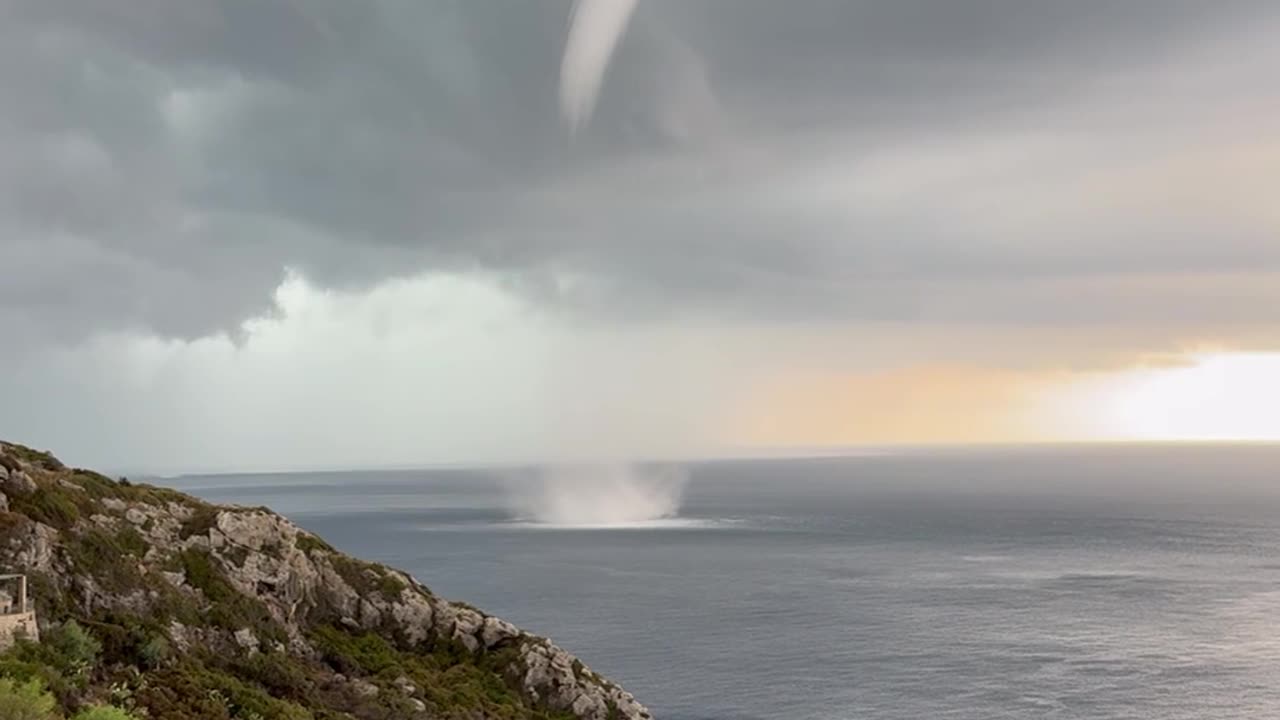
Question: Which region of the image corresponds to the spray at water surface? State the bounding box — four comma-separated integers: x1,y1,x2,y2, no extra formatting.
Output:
503,463,687,527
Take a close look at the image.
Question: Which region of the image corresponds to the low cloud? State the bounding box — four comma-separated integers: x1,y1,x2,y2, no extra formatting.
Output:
3,2,1280,467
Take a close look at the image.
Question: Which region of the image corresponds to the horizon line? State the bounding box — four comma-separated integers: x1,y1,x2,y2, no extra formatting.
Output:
127,438,1280,480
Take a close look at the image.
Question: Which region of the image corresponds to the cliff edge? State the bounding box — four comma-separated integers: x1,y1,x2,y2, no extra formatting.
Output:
0,441,652,720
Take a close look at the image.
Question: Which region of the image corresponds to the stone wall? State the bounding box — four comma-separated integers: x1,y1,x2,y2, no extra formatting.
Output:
0,610,38,650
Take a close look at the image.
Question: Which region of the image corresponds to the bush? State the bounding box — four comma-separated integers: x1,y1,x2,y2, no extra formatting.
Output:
138,635,171,670
0,642,77,705
311,626,401,676
0,677,57,720
0,620,103,700
44,620,102,675
14,489,81,528
71,706,139,720
237,652,310,698
134,664,310,720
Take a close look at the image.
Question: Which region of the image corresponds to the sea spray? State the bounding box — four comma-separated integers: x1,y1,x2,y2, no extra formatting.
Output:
503,463,687,526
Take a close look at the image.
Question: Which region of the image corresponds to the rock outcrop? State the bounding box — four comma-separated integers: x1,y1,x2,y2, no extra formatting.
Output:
0,441,652,720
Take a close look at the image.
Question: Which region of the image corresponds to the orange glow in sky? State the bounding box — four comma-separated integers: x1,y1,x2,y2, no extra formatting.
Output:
738,352,1280,448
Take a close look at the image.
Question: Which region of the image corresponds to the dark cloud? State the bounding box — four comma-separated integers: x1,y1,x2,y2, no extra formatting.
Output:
2,0,1279,343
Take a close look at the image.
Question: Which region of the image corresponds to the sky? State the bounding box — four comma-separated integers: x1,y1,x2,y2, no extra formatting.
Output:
2,0,1279,473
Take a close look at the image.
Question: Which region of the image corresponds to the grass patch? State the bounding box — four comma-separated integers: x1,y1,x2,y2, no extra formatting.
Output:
9,486,82,528
66,470,125,500
294,533,333,555
3,443,64,471
114,526,148,557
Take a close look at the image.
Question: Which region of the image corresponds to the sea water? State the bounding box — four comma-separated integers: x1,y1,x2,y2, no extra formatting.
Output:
175,445,1280,719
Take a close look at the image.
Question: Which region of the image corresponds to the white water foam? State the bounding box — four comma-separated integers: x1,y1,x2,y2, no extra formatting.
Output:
502,463,688,528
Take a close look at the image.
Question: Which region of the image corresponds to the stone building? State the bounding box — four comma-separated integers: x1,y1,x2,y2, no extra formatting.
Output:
0,574,38,649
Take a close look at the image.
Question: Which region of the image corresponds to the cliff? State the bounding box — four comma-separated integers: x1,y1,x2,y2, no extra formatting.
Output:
0,441,652,720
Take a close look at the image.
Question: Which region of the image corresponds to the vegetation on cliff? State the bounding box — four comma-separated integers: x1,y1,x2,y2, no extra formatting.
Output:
0,442,650,720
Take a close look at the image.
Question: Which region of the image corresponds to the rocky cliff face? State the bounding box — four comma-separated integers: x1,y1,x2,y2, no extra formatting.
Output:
0,441,652,720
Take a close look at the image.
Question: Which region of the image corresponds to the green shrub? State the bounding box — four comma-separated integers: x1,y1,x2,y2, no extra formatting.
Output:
134,664,310,720
0,620,101,701
44,620,102,674
0,677,58,720
0,651,70,707
294,534,333,555
71,705,139,720
311,626,400,676
236,652,310,698
114,526,148,558
138,635,171,670
377,572,406,598
13,488,81,527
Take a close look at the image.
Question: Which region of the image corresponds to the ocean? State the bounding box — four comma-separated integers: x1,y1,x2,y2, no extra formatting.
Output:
173,445,1280,719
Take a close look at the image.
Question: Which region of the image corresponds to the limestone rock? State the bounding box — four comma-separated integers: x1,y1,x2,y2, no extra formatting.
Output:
435,601,484,652
519,640,652,720
4,471,35,496
7,521,58,574
233,628,259,654
88,514,116,530
482,616,520,649
350,678,379,698
165,501,195,522
388,588,434,644
317,559,361,620
214,510,298,551
572,692,608,719
109,589,150,615
168,621,193,654
608,687,651,719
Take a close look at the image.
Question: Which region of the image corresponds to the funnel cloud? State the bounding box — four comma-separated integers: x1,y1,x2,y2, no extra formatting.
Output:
559,0,640,133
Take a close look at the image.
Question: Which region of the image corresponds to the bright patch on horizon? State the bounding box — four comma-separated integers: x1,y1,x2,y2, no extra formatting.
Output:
1090,352,1280,441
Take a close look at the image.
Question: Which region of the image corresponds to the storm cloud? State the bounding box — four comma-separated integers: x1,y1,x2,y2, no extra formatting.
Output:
3,0,1278,343
2,1,1279,468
